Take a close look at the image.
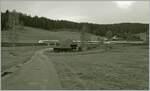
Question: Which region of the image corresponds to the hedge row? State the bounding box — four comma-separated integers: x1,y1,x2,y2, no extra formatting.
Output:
1,42,48,47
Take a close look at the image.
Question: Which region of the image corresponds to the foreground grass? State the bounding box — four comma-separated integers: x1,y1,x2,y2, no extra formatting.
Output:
1,46,48,72
45,45,149,90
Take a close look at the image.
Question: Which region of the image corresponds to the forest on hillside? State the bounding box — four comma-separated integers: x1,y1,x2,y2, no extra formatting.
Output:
1,10,149,38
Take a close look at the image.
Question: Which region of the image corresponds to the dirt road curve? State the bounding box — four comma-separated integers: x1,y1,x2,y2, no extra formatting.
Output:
2,48,62,90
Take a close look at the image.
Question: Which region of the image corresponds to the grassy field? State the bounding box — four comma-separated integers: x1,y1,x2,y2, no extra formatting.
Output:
45,45,149,90
1,26,149,89
1,26,97,43
1,46,49,72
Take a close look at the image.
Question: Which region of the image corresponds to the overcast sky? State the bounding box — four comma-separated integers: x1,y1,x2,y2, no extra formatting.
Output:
1,1,149,24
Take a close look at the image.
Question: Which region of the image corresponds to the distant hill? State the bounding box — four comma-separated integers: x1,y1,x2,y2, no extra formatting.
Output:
1,26,97,43
1,10,149,38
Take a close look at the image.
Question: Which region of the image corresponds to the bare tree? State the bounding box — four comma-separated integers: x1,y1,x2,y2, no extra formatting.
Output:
106,30,113,40
105,31,113,50
80,24,91,51
7,9,19,49
7,29,18,50
145,30,149,44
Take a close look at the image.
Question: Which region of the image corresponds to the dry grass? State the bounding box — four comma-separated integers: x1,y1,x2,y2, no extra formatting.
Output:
1,46,48,72
45,45,149,90
1,26,97,43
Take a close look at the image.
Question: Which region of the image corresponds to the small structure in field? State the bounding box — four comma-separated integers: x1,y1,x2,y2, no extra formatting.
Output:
53,39,79,52
38,40,60,46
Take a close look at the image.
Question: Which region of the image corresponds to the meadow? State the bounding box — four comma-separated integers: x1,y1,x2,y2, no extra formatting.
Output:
1,26,149,90
45,44,149,90
1,26,97,75
1,46,48,73
1,26,97,43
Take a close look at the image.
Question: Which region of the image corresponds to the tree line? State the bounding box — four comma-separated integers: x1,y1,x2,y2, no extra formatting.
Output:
1,10,149,38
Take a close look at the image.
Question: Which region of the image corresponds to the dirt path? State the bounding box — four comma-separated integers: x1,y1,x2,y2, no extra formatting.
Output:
2,48,62,90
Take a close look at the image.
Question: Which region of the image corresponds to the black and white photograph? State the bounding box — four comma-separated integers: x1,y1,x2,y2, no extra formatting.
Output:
0,0,149,90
